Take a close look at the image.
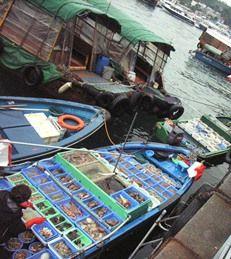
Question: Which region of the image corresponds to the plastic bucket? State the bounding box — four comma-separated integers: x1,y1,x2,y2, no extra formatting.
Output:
5,237,23,252
12,249,32,259
95,56,110,75
127,71,136,82
102,66,114,80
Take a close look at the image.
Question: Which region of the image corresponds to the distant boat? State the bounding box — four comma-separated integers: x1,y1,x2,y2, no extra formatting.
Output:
162,2,195,26
1,142,194,258
195,29,231,75
0,96,106,163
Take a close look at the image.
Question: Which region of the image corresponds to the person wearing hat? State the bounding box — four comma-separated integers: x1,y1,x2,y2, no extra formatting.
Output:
0,184,44,244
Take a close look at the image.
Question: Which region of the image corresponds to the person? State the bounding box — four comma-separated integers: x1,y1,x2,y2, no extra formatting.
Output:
153,71,167,95
0,184,44,244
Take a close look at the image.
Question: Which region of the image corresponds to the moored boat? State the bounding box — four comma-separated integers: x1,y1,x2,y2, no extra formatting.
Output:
0,96,106,163
194,29,231,75
0,142,196,258
0,0,184,119
154,115,231,164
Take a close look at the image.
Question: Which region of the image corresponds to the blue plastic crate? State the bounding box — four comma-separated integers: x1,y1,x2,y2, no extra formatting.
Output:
28,241,45,254
0,179,12,190
93,205,111,218
39,182,61,195
22,166,45,180
111,190,139,211
124,186,150,204
47,190,69,203
37,159,57,170
18,230,36,244
162,190,173,199
167,186,178,195
63,180,82,194
152,184,166,194
5,237,23,251
102,213,122,229
56,173,73,185
136,172,149,180
144,177,158,188
74,188,92,201
57,199,89,222
84,197,102,210
146,187,166,203
48,165,67,177
130,176,147,188
12,249,33,259
30,175,50,186
27,248,56,259
31,221,60,245
77,216,109,241
48,237,78,259
55,220,74,234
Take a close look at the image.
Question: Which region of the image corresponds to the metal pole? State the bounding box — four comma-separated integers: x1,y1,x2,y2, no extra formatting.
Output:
128,209,167,259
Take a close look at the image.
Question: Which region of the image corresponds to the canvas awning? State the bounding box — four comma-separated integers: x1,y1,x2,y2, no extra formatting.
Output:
86,0,175,55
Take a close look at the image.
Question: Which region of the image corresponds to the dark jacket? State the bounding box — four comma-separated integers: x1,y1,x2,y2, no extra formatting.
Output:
0,190,26,243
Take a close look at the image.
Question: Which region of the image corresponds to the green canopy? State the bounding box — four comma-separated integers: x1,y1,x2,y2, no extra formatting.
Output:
28,0,120,31
86,0,175,53
204,44,222,56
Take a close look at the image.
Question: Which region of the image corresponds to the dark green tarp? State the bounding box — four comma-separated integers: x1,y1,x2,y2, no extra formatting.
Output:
86,0,175,52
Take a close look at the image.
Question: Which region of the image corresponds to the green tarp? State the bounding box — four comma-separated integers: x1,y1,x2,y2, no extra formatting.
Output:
204,44,222,56
0,38,62,83
86,0,175,51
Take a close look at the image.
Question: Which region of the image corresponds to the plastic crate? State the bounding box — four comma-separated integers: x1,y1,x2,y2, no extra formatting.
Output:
57,199,89,222
18,230,36,244
12,249,32,258
39,182,61,195
136,172,149,180
6,173,25,183
34,200,52,213
93,205,111,219
63,180,82,194
111,191,139,210
47,191,69,203
22,166,45,180
48,237,78,259
31,221,59,245
84,197,102,210
74,188,92,201
48,213,66,227
64,228,92,250
124,186,151,204
56,173,73,185
5,237,23,251
102,213,122,230
0,179,12,190
55,220,74,234
29,192,45,204
30,175,50,185
77,216,109,241
147,187,166,203
48,165,67,177
37,159,57,170
39,206,59,219
27,248,56,259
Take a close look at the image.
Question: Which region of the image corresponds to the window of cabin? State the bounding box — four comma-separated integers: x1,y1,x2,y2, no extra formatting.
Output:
0,0,62,61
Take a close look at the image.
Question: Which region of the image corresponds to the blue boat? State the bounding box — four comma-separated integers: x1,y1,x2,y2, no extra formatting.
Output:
1,142,195,258
195,50,231,75
0,96,106,163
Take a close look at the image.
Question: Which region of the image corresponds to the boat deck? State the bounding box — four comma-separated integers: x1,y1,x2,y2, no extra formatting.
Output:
75,70,133,94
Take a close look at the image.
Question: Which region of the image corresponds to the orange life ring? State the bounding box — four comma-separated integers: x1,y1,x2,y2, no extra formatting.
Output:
58,114,85,131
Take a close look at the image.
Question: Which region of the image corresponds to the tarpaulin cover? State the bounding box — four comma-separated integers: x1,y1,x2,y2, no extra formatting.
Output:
0,38,62,83
86,0,175,52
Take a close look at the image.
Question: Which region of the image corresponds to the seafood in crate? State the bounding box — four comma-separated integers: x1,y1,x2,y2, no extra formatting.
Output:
65,229,92,249
65,181,81,192
5,237,22,251
49,214,66,226
29,192,44,203
57,174,73,184
78,217,107,241
19,230,36,243
56,221,73,233
29,241,45,253
6,173,25,182
60,200,86,220
13,249,32,259
62,151,97,166
94,206,109,218
50,239,75,257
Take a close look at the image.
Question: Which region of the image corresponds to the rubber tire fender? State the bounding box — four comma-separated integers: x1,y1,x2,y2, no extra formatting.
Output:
130,91,143,109
226,150,231,164
0,38,4,55
139,93,154,111
21,65,43,87
84,84,98,97
168,104,184,120
110,94,130,116
96,92,114,108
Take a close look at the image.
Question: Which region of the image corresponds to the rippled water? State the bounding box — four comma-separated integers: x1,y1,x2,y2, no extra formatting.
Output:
107,0,230,143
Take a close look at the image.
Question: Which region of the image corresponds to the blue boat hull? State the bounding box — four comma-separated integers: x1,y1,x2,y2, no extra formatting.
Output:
195,51,231,75
0,96,106,163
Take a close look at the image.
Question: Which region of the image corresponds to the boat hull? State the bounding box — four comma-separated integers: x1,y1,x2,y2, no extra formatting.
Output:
195,51,231,75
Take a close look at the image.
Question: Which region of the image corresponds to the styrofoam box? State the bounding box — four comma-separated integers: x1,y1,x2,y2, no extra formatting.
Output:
24,113,61,144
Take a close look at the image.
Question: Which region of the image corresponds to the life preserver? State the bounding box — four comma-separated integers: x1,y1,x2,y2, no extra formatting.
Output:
168,105,184,120
21,65,43,87
110,94,130,116
0,39,4,55
96,92,114,108
226,151,231,164
58,114,85,131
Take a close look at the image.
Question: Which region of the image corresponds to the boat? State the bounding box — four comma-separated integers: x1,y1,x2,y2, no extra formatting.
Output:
0,142,196,258
154,115,231,164
162,2,195,26
0,0,184,119
137,0,159,8
194,29,231,75
0,96,107,163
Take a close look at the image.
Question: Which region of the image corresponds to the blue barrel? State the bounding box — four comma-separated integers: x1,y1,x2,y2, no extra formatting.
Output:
95,56,110,75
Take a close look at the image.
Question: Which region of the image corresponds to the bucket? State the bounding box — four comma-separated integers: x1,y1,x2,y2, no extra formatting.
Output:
95,56,110,75
127,71,136,82
102,66,114,80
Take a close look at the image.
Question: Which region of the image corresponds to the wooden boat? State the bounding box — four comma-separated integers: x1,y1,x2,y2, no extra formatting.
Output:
0,0,184,119
0,96,106,163
195,29,231,75
0,142,194,258
154,115,231,164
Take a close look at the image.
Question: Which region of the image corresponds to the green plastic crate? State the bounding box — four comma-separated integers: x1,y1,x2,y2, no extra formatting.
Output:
55,152,151,220
64,228,92,250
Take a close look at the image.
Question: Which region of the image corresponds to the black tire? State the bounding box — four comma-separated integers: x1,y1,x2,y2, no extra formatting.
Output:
110,94,130,116
96,92,114,108
226,151,231,164
0,39,4,55
21,65,43,87
130,91,143,109
168,105,184,120
84,84,98,97
139,93,154,111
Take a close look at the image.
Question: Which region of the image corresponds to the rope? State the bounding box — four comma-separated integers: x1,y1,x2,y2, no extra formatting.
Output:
104,112,116,146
